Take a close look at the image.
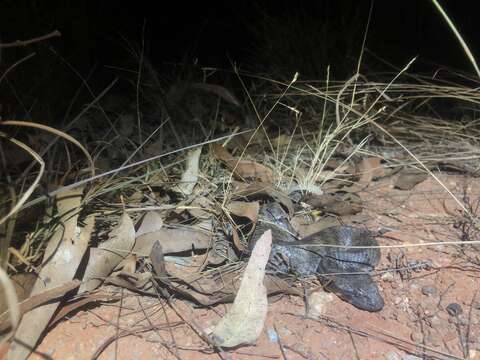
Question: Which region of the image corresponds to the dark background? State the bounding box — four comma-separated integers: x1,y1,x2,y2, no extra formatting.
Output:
1,0,479,93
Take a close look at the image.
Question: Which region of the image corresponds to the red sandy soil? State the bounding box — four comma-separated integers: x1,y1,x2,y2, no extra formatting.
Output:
29,174,480,360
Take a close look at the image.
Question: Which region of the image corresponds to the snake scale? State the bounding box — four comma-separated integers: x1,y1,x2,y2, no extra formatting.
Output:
250,202,384,312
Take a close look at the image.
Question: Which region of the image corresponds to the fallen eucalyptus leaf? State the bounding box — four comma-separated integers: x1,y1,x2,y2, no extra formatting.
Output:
211,230,271,347
135,211,164,237
79,212,135,293
177,146,202,195
8,188,94,360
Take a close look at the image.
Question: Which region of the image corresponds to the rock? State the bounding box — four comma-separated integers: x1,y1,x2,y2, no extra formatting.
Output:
381,272,395,282
306,291,335,319
421,285,437,296
446,303,463,316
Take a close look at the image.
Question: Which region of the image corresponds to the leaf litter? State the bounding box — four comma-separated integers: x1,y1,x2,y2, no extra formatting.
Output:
2,54,480,360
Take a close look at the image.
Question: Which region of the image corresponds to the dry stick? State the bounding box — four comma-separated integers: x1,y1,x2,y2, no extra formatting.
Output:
114,288,124,360
287,312,461,360
160,293,229,360
135,297,182,360
0,30,61,48
151,288,182,360
273,324,288,360
465,289,478,358
91,321,184,360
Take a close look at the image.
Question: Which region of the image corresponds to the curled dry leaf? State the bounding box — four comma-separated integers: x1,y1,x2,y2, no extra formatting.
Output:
213,144,274,183
226,201,260,223
79,212,135,293
211,230,271,347
226,201,260,252
8,188,94,360
133,222,212,256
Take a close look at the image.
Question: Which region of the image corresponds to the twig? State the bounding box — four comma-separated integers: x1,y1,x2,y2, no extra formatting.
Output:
0,30,61,48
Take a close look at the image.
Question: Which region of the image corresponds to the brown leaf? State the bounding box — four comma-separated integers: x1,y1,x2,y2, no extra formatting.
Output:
135,211,164,237
133,226,212,256
79,212,135,293
233,182,294,216
347,157,382,192
50,292,121,327
0,280,81,332
395,169,428,190
226,201,260,223
213,144,274,183
226,201,259,252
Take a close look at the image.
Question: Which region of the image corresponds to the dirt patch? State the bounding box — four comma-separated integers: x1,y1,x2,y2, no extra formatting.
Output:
28,173,480,360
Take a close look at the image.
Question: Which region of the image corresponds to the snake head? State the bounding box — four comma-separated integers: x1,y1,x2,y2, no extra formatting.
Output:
325,274,384,312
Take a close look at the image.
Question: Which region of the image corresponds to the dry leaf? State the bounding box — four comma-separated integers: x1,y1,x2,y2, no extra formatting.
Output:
0,280,81,332
8,188,94,360
50,292,121,327
227,201,260,252
133,224,212,256
347,157,382,192
395,169,428,190
177,146,202,195
187,196,215,219
211,230,271,347
79,212,135,293
213,144,274,183
234,182,294,216
226,201,260,223
135,211,164,237
302,192,362,216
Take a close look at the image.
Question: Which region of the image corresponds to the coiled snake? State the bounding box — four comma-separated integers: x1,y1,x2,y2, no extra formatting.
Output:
250,202,384,312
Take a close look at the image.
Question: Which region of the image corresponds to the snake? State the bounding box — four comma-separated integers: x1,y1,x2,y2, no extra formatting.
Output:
250,202,384,312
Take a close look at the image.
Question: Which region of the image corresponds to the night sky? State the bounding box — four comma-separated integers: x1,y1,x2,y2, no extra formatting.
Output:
1,1,480,79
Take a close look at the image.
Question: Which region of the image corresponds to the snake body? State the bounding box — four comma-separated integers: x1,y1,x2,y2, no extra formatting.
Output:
251,202,384,312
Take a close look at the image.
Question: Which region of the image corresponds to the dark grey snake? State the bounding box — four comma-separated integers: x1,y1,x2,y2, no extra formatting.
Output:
250,202,384,312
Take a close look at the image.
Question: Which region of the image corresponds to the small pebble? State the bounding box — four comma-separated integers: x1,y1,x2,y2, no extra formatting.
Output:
403,355,421,360
384,351,401,360
266,328,278,343
410,330,423,343
381,272,395,282
393,296,403,305
421,285,437,296
446,303,463,316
